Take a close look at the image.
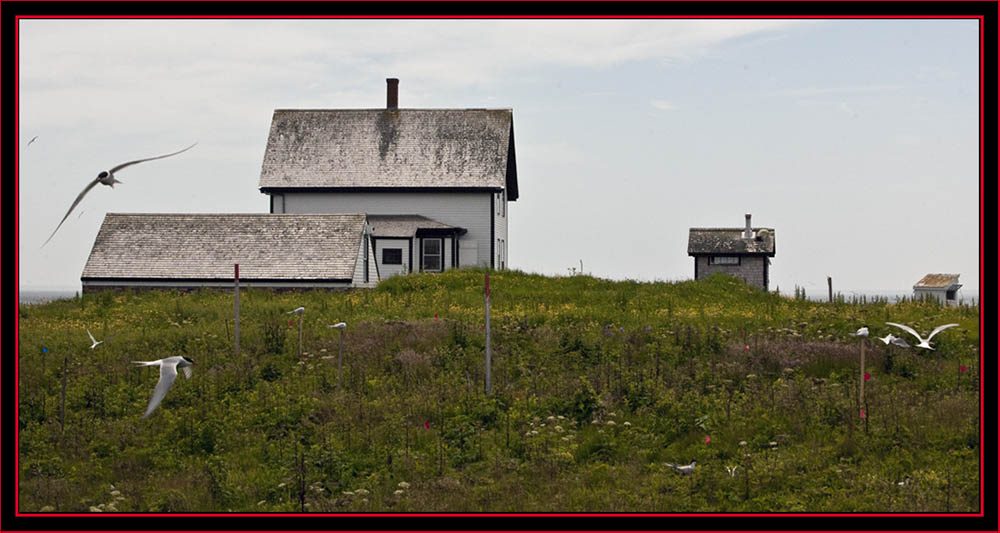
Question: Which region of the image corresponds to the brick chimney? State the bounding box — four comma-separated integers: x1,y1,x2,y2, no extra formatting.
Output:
743,213,753,239
386,78,399,110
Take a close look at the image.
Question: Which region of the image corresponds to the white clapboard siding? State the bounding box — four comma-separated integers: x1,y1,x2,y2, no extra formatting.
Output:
282,191,494,268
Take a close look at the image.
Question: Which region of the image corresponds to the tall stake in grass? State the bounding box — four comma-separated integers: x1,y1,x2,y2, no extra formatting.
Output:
60,353,68,434
484,273,492,395
859,337,866,419
234,263,240,356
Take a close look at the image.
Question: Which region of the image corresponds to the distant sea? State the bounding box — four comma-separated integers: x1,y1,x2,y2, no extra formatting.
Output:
19,289,79,305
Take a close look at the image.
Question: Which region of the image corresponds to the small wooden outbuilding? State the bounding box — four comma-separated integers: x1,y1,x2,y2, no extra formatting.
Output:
913,273,963,306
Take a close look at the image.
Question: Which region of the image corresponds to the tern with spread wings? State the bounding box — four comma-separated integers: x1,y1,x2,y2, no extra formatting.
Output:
133,356,195,418
43,143,197,247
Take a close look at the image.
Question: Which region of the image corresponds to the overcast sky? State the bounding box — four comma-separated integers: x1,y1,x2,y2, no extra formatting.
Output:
17,18,981,298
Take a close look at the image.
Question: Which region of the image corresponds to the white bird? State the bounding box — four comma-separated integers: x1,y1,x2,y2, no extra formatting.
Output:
726,465,739,477
327,322,347,329
877,333,911,348
853,326,870,337
133,356,195,418
665,461,697,474
885,322,959,350
86,328,103,350
287,307,305,315
42,142,197,247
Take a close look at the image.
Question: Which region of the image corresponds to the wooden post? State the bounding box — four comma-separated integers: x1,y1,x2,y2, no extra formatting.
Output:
234,264,240,356
337,329,344,391
859,338,866,419
828,276,833,303
485,272,492,395
298,314,304,358
60,354,68,434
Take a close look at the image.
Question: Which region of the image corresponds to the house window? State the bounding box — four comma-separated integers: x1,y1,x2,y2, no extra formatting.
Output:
382,248,403,265
946,289,957,300
709,256,740,265
422,238,443,272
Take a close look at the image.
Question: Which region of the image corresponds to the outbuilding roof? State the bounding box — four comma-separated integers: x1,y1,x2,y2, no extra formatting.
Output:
368,214,465,238
687,228,776,256
82,214,367,281
258,108,518,200
913,273,961,289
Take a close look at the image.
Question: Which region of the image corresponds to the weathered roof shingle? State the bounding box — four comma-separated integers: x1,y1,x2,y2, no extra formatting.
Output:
688,228,776,255
368,214,463,238
258,108,518,199
82,214,366,281
914,273,961,289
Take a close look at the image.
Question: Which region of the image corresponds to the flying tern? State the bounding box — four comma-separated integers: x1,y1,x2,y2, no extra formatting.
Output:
725,465,739,477
665,461,697,474
885,322,959,350
853,326,870,337
877,333,911,348
27,135,38,147
133,356,195,418
287,307,305,315
86,328,103,350
42,142,197,247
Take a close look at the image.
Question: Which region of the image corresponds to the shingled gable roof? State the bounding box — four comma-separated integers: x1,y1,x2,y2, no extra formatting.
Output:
913,273,961,289
687,227,776,256
258,108,519,200
82,214,368,282
368,214,466,238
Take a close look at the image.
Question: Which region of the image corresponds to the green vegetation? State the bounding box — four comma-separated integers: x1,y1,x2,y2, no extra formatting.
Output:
17,270,981,512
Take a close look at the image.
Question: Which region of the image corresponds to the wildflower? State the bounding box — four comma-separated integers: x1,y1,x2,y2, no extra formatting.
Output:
745,345,750,351
769,441,778,447
424,420,430,430
289,320,294,326
105,504,118,512
860,409,866,419
39,506,55,512
739,440,748,446
704,435,711,444
557,415,564,420
555,425,564,432
608,412,616,417
645,326,652,331
394,490,404,496
864,373,871,381
434,314,438,319
278,482,287,488
746,374,757,379
355,489,369,496
398,482,410,489
540,423,546,427
342,491,355,496
547,416,555,421
606,420,616,426
257,500,266,506
623,421,631,427
960,365,967,373
89,506,102,512
110,490,120,497
591,419,600,425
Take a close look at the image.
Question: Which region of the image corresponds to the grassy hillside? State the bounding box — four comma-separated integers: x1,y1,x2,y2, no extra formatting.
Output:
17,270,981,512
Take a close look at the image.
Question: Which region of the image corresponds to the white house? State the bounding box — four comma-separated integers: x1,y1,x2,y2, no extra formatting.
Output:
258,78,518,277
913,273,963,306
81,213,378,293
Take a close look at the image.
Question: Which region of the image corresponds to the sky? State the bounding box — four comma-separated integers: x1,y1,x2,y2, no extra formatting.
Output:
16,18,981,299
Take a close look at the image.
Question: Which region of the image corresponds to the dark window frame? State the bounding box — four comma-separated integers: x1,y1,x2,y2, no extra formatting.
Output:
382,248,403,265
421,238,444,272
709,255,741,265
